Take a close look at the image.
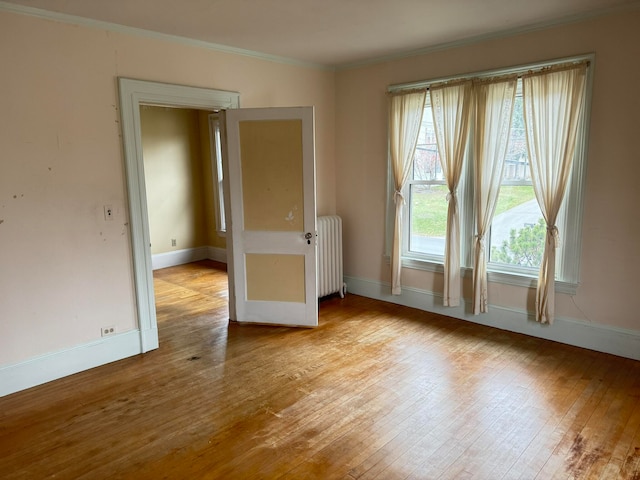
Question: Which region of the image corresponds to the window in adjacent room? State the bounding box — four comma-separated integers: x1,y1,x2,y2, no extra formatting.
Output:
209,113,226,234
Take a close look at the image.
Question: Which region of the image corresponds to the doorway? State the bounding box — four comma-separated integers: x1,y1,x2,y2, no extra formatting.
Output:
139,105,227,339
118,78,239,353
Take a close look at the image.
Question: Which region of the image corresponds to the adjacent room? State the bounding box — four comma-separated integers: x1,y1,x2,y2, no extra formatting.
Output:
1,0,639,478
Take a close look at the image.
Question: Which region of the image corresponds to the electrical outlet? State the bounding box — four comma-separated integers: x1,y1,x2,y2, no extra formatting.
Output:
171,238,177,247
101,325,116,337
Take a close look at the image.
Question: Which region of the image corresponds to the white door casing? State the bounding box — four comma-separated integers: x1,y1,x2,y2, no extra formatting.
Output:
118,78,240,351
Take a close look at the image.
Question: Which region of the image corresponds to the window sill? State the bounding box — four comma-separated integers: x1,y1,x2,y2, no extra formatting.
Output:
387,256,578,295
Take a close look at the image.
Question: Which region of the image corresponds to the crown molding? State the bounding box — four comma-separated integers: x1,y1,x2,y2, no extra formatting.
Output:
0,1,332,71
336,2,640,70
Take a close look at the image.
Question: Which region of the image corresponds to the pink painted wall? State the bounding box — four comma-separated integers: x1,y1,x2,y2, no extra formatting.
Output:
0,10,335,366
335,9,640,331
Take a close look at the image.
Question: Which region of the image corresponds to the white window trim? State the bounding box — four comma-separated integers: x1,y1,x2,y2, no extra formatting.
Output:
385,54,594,295
208,113,227,236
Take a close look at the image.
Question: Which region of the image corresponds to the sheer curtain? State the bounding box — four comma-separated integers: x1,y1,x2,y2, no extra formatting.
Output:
472,76,517,314
389,90,426,295
430,81,473,307
522,63,588,324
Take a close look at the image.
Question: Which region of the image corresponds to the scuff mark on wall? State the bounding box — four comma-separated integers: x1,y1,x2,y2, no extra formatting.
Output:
570,295,591,322
0,219,4,225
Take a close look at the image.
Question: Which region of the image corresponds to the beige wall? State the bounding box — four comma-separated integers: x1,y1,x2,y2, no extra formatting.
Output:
0,9,335,366
335,9,640,332
141,106,207,255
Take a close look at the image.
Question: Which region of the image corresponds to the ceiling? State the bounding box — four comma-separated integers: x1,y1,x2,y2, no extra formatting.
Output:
3,0,639,67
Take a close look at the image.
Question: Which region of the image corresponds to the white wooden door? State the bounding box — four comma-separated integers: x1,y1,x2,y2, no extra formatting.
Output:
222,107,317,327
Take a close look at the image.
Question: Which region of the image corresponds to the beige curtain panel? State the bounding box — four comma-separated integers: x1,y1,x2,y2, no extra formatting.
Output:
472,76,518,314
430,81,473,307
522,63,588,324
388,90,426,295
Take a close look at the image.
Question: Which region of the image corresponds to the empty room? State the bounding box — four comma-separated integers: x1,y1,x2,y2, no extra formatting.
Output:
1,1,640,478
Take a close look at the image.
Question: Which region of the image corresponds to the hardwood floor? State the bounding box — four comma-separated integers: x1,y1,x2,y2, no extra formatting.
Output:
1,260,639,479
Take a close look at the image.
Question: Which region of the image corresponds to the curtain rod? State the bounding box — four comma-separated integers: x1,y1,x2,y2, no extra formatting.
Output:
387,54,593,93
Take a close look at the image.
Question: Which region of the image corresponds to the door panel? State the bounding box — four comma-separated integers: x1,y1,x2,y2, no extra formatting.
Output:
240,119,304,232
223,107,317,327
245,253,306,303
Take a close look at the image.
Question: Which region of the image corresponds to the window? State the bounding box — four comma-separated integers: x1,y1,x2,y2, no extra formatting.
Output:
390,56,591,292
208,114,226,234
488,85,544,273
406,99,447,258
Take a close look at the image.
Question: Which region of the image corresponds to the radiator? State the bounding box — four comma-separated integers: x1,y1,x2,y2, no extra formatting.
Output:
317,215,346,298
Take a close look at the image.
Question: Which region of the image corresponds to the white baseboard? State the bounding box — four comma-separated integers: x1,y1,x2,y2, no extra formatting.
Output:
152,246,210,270
152,246,227,270
0,247,227,397
344,275,640,361
0,249,228,398
0,330,142,397
207,246,227,263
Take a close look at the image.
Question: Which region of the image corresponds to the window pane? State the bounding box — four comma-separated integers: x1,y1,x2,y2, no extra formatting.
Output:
409,184,447,256
489,186,544,268
503,95,530,182
413,105,442,181
490,90,543,270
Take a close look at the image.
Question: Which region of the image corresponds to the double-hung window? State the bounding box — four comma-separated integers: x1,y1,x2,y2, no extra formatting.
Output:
208,113,226,235
391,56,592,292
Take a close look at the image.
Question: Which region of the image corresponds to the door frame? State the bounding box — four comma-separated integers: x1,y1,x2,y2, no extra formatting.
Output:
118,78,239,352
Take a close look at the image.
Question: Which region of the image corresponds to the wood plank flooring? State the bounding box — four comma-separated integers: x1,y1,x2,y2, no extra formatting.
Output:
1,260,639,479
